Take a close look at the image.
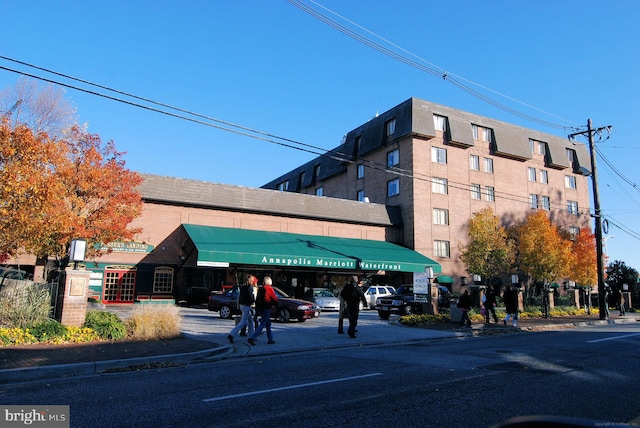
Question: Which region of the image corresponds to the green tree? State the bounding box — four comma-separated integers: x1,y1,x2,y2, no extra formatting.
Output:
459,207,514,286
606,260,639,307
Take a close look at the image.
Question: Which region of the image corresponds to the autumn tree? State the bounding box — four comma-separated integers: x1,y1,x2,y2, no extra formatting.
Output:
1,77,76,138
569,228,597,287
515,210,572,289
0,80,143,267
459,207,514,286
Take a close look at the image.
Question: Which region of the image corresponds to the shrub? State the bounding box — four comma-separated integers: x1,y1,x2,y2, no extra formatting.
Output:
30,319,68,342
0,282,52,329
126,305,181,340
84,310,127,340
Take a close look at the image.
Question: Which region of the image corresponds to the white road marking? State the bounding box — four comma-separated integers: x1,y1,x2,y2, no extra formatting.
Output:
203,372,383,403
587,332,640,343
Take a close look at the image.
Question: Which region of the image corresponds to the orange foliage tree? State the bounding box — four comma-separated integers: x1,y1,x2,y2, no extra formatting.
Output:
0,118,142,263
514,210,572,287
570,228,597,287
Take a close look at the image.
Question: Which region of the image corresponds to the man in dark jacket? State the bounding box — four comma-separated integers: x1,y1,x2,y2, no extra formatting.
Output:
503,286,518,327
457,289,473,328
340,276,367,338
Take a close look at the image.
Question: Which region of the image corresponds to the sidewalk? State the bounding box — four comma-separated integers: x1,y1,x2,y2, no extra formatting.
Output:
0,308,636,384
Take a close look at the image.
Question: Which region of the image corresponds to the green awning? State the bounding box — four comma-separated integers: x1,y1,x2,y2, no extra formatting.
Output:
434,275,454,284
183,224,441,274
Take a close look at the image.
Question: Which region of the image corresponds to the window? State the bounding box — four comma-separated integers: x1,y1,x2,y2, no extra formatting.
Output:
387,178,400,197
357,190,365,201
566,148,575,162
538,141,546,155
431,147,447,164
433,115,447,132
471,184,481,200
387,149,399,167
528,167,537,182
485,186,495,202
565,175,577,189
315,187,323,196
530,194,539,209
153,267,174,294
357,164,365,179
541,196,551,210
482,128,491,142
314,164,321,181
385,118,396,136
540,170,548,184
484,158,493,173
433,208,449,225
567,200,578,215
434,240,450,258
432,177,448,194
473,124,479,140
569,226,580,239
470,155,480,171
277,180,289,191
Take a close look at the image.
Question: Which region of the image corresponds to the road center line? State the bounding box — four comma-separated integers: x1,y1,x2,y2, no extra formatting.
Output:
587,333,640,343
203,372,383,403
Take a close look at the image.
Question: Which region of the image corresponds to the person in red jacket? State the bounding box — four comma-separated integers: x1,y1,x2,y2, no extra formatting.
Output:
248,276,279,345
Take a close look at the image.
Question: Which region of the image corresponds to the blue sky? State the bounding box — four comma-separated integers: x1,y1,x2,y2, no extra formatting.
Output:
2,1,639,272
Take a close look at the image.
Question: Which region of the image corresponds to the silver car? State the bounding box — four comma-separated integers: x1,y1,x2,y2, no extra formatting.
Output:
310,288,341,311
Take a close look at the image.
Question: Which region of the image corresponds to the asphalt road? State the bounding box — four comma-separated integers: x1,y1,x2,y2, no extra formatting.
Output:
1,314,638,428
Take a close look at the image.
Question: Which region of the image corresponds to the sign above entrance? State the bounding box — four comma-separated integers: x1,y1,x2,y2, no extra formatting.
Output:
97,242,155,253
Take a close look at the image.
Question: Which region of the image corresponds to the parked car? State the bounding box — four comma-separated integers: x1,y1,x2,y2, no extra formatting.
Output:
375,284,452,320
363,285,396,309
309,288,341,311
208,286,320,322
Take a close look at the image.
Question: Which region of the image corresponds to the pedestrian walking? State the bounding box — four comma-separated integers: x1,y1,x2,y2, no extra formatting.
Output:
240,275,258,336
483,287,499,324
340,275,367,338
503,286,518,327
457,289,473,328
248,276,279,346
227,275,256,343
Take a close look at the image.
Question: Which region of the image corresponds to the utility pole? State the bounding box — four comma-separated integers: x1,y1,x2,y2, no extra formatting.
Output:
569,120,612,320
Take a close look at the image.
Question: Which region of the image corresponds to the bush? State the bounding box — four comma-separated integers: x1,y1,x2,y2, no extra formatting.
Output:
30,319,68,342
0,282,52,329
126,305,181,340
84,310,127,340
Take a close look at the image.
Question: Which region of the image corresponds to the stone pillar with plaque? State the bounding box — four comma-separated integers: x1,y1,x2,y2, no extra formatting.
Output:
54,268,92,327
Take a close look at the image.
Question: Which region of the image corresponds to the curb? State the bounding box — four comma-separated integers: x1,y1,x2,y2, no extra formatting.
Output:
0,345,233,384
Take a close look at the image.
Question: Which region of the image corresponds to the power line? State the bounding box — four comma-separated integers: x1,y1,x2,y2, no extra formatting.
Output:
290,0,579,131
0,58,632,237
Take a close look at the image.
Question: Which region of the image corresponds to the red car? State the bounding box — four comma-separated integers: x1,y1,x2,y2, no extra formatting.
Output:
207,286,320,322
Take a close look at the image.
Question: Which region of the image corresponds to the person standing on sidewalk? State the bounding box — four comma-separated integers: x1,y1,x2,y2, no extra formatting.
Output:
248,276,279,346
483,287,499,324
457,289,473,328
340,275,367,338
228,275,256,343
503,286,518,327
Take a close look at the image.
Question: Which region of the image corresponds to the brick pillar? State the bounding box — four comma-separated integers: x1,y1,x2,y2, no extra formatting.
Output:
55,268,92,327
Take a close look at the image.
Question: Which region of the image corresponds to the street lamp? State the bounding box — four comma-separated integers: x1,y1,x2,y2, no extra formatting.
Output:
69,239,86,270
